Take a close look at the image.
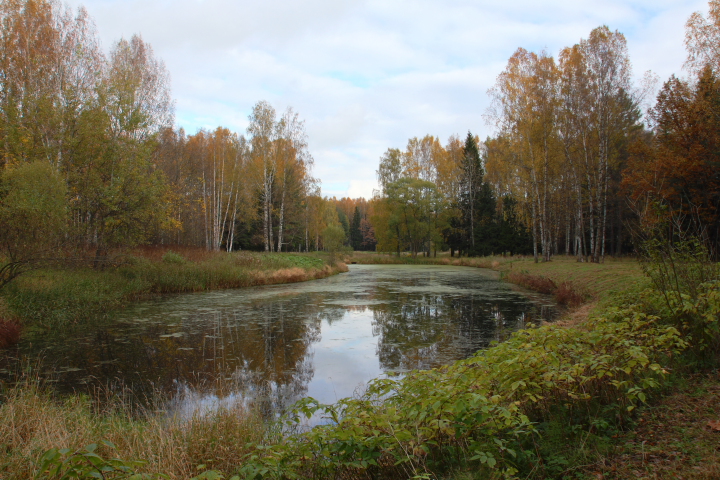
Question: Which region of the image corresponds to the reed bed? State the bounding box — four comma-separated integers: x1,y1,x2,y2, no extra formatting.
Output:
0,377,269,479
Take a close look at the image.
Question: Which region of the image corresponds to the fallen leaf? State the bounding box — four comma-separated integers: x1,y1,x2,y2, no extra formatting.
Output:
707,420,720,431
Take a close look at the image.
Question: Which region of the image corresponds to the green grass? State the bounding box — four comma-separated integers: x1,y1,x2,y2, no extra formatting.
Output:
498,255,647,302
350,252,648,308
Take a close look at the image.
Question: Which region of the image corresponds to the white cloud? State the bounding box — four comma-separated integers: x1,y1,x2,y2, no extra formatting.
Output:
65,0,710,198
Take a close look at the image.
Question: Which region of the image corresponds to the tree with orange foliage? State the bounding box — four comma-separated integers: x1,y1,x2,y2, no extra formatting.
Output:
624,66,720,249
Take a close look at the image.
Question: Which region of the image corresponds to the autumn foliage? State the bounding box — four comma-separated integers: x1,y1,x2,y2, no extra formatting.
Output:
624,67,720,249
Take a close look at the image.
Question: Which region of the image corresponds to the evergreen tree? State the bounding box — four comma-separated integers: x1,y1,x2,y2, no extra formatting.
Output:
337,208,350,245
497,195,533,255
459,132,483,253
350,206,363,251
457,132,501,256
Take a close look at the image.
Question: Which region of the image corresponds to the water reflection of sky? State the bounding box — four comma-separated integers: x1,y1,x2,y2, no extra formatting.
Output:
1,264,556,417
310,308,382,405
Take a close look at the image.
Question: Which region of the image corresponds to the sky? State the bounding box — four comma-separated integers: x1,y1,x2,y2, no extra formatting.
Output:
63,0,709,199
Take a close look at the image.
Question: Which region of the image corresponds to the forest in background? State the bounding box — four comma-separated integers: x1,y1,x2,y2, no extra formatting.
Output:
371,15,720,263
0,0,369,288
1,0,720,286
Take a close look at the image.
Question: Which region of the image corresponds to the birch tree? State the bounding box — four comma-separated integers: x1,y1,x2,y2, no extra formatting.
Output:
489,48,562,262
247,101,278,252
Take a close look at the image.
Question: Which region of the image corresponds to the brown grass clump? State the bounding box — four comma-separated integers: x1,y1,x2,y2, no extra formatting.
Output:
267,267,307,284
506,271,587,308
0,381,267,479
0,317,22,349
506,271,557,294
554,281,586,307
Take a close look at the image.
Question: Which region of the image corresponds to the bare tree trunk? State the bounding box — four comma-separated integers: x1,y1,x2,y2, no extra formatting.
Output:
202,172,210,250
277,192,285,252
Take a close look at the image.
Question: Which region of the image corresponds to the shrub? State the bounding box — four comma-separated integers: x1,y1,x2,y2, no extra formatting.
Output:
161,250,187,265
237,302,685,479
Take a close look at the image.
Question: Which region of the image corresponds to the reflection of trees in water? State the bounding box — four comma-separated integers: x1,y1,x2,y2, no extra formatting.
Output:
24,294,325,415
5,272,557,416
369,290,541,372
230,299,321,417
317,307,345,326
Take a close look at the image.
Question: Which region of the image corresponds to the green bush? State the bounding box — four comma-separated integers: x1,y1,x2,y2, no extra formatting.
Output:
161,250,186,265
237,299,685,479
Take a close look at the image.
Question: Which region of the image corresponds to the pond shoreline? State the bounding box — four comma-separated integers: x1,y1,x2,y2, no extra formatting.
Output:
6,253,705,480
0,251,349,337
3,263,554,417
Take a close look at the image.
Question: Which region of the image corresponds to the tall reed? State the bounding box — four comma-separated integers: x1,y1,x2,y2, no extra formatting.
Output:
0,376,269,479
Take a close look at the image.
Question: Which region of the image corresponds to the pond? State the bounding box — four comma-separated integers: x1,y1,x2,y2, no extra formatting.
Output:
1,265,557,417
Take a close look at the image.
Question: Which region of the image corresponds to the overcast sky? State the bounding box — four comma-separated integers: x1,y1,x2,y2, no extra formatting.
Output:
64,0,709,199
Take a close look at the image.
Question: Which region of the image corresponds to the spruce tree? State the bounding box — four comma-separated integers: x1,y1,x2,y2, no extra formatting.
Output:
350,206,363,251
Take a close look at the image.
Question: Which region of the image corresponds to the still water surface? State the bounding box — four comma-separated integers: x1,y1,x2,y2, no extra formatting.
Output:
3,265,556,416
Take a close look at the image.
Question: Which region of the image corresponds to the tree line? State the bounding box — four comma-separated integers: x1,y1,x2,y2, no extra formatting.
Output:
0,0,358,287
371,2,720,261
3,0,720,276
371,133,530,258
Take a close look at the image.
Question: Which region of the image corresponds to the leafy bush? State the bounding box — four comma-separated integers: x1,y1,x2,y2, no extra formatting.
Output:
36,441,159,479
639,238,720,365
237,302,685,479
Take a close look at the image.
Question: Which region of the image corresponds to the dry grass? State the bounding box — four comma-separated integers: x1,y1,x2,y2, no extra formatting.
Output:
253,263,348,286
585,372,720,480
0,380,267,479
554,281,586,307
550,301,597,328
505,271,557,294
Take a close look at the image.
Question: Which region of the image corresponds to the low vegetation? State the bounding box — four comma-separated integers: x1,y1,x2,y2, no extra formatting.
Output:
0,379,267,479
235,288,690,479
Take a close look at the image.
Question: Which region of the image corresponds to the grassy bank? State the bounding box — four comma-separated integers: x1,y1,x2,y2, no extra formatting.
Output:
0,248,347,331
350,251,647,309
1,251,717,479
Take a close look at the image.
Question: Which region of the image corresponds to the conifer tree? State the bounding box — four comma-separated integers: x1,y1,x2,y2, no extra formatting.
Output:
350,206,363,251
